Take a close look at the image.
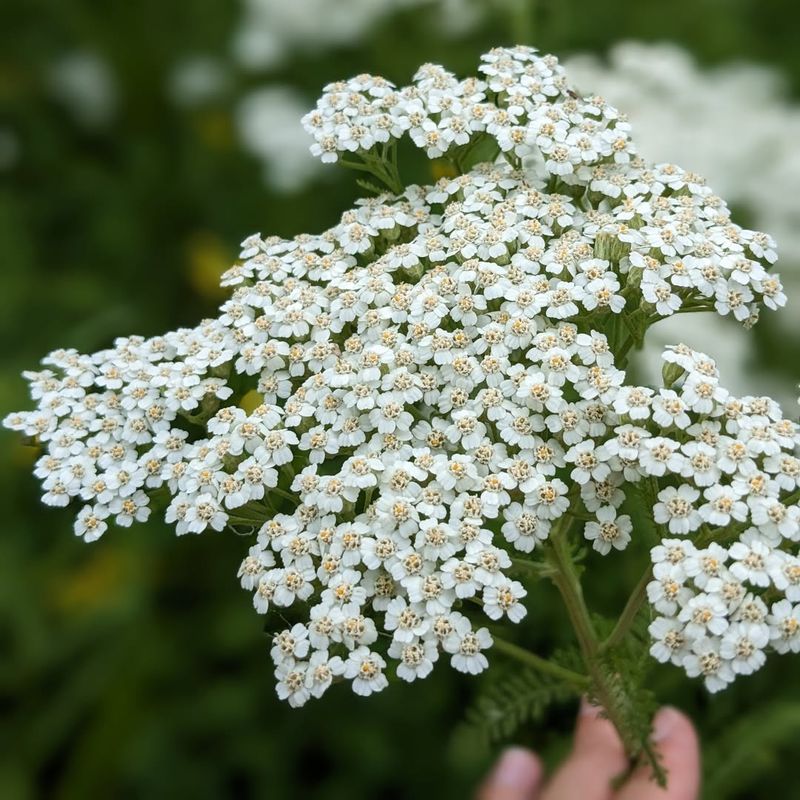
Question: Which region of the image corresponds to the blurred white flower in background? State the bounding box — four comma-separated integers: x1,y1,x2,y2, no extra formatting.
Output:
169,56,231,107
236,87,321,192
566,42,800,404
233,0,483,70
179,0,483,190
48,51,117,128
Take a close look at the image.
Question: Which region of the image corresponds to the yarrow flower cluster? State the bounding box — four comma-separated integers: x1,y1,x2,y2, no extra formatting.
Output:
566,42,800,278
564,42,800,404
5,47,798,707
303,47,636,178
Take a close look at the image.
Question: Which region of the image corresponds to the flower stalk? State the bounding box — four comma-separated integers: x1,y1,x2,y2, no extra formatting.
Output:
602,566,653,653
491,636,589,689
545,517,661,776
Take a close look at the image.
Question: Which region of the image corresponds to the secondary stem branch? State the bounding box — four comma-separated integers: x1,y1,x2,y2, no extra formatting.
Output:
492,636,589,689
548,530,598,663
602,566,653,653
546,520,644,762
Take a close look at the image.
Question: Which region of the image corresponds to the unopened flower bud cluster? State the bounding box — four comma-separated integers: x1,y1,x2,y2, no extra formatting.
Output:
4,47,797,706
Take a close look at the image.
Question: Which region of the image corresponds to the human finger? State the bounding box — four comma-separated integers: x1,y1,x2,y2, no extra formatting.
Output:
616,707,700,800
476,747,545,800
541,699,629,800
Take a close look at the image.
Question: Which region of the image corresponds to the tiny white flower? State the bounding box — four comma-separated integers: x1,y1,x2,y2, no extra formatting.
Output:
767,600,800,654
584,506,632,554
648,616,690,665
344,647,389,697
389,639,439,682
653,485,702,535
444,616,492,675
679,592,730,638
482,580,528,622
683,639,735,693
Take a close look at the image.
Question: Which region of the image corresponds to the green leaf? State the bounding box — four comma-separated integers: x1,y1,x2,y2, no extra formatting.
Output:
595,623,665,785
462,665,576,746
355,178,387,196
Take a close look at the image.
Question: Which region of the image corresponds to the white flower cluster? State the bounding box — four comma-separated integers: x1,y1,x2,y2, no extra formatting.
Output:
5,47,797,705
566,42,800,274
566,42,800,405
643,348,800,691
234,0,480,70
303,46,637,179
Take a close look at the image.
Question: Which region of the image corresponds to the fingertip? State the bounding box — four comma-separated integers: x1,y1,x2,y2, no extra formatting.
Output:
477,747,543,800
572,697,627,761
617,706,700,800
542,699,628,799
652,706,697,747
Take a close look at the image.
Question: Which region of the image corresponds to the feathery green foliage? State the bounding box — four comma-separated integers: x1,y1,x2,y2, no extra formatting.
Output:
464,665,578,746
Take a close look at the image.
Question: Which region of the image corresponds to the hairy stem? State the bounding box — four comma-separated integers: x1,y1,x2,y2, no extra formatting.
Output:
508,555,552,578
547,528,598,663
546,522,651,767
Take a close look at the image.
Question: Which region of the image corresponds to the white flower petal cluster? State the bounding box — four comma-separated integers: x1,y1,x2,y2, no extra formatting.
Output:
646,353,800,690
303,46,635,179
566,42,800,272
566,42,800,404
5,47,797,705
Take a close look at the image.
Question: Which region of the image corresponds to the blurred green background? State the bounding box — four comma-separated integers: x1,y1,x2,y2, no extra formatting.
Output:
2,1,799,798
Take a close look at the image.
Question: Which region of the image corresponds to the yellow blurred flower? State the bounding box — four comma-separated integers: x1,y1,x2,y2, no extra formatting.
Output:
185,231,232,301
51,547,131,615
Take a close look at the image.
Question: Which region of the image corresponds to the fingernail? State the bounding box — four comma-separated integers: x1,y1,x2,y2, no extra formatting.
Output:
653,706,681,742
579,695,600,717
490,747,540,788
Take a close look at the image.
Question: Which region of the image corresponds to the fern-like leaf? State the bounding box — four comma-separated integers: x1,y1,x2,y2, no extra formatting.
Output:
464,665,576,746
355,177,386,195
595,622,664,786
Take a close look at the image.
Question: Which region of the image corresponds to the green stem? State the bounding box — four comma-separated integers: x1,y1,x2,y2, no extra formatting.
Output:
616,330,638,365
227,501,274,525
267,486,296,503
602,566,653,653
509,556,552,578
339,157,376,173
546,521,648,766
340,155,403,195
676,305,716,314
227,513,266,524
547,527,598,664
781,488,800,507
492,636,589,689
